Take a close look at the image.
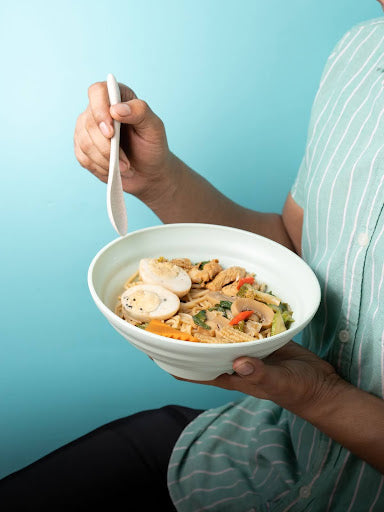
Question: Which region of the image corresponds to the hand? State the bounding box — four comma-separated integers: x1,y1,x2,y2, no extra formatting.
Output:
176,341,384,473
182,341,346,420
74,81,174,203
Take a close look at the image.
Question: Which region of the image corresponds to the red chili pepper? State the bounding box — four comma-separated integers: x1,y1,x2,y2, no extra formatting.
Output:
237,277,255,290
229,310,254,325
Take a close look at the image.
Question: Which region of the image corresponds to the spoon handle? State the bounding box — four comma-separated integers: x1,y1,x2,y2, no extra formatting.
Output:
106,73,128,236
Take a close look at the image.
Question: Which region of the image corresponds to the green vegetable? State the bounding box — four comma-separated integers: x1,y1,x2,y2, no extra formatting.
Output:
252,289,280,306
282,310,294,328
137,322,149,330
237,283,255,298
208,300,233,318
270,302,294,328
282,302,293,314
237,284,280,305
208,306,227,317
233,320,245,332
270,302,291,313
192,310,211,330
198,261,210,270
271,311,287,336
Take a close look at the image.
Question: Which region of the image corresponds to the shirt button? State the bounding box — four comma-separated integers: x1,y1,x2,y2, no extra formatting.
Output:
299,486,311,499
339,330,350,343
357,232,369,247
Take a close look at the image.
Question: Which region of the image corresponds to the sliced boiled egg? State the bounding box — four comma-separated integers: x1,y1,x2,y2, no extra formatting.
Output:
139,258,192,297
121,284,180,322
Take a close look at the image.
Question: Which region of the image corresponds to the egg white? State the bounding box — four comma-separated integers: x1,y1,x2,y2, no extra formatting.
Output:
120,284,180,322
139,258,192,297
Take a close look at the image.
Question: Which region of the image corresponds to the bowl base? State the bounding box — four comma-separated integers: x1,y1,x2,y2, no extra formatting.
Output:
153,359,234,381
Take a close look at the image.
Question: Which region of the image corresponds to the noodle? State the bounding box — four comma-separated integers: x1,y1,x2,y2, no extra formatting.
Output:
115,258,294,343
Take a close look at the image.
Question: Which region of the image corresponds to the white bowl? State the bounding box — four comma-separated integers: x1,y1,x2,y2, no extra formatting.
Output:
88,223,320,380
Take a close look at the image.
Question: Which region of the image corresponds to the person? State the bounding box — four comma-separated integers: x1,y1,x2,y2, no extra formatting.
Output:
1,7,384,512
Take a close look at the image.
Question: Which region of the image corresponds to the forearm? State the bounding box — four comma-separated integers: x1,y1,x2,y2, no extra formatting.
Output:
141,153,295,251
302,378,384,473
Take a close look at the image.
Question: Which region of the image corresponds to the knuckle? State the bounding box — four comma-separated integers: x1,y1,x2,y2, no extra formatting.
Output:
79,109,88,121
84,115,94,132
137,99,150,114
121,85,137,101
76,152,91,169
74,112,84,132
74,114,81,129
155,116,165,131
96,165,108,177
93,108,106,123
73,128,79,145
79,136,92,154
150,115,165,135
88,81,104,98
76,112,90,136
100,142,110,158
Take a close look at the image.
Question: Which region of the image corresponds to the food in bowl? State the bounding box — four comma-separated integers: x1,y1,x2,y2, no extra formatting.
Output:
115,257,294,344
88,223,320,380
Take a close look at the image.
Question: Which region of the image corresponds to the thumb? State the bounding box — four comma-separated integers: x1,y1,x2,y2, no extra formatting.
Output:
233,357,265,379
110,99,164,139
232,356,284,389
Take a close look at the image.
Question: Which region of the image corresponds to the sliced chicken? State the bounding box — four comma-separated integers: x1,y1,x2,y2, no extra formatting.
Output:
188,259,223,284
170,258,193,270
206,266,247,291
221,282,239,297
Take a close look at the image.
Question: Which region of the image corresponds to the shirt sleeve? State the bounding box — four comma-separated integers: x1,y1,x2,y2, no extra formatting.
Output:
290,157,308,209
289,25,360,210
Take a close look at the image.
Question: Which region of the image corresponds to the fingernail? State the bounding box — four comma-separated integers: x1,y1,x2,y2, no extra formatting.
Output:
99,121,112,137
114,103,131,116
235,362,254,376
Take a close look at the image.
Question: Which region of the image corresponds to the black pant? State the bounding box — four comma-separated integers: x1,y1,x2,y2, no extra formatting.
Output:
0,405,203,511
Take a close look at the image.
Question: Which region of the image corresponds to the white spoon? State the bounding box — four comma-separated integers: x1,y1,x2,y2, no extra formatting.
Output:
106,73,128,236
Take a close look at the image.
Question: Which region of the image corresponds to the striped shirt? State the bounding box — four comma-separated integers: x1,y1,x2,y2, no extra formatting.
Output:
167,17,384,512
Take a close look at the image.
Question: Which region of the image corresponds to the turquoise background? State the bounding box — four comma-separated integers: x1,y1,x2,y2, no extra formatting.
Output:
0,0,380,478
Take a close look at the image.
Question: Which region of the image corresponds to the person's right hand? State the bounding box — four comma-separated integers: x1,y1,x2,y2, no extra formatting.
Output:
74,81,174,203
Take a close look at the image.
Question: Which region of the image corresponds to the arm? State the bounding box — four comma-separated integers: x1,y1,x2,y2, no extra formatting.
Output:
74,82,300,253
144,153,300,252
308,380,384,473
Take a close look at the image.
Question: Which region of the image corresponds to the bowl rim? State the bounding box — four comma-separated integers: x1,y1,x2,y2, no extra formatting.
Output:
88,223,321,350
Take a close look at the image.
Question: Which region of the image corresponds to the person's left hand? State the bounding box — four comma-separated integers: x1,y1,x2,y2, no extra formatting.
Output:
177,341,347,420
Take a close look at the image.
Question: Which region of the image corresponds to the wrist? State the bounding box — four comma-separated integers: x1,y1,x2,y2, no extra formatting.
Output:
136,152,182,212
293,372,354,425
290,375,384,472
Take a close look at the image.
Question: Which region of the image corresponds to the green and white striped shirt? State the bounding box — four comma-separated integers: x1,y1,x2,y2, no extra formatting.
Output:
168,17,384,511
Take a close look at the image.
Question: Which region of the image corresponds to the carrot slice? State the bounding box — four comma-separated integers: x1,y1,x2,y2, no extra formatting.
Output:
229,310,254,325
237,277,255,290
145,319,199,342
